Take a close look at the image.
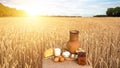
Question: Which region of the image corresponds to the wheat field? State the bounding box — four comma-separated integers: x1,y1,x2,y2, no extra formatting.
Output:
0,17,120,68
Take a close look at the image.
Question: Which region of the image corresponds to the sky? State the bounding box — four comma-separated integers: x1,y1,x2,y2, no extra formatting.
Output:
0,0,120,16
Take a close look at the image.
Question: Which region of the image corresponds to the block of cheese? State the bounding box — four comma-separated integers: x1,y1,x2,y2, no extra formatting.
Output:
44,48,53,58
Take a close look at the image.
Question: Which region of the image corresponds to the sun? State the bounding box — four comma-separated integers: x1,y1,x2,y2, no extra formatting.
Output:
22,1,51,17
25,7,41,16
24,4,45,17
26,9,39,16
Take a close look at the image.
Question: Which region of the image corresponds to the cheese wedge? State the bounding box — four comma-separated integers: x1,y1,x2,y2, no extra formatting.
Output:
44,48,53,58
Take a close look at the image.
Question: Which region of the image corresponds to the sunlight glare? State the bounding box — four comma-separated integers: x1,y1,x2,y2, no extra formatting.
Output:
23,1,49,17
25,6,41,16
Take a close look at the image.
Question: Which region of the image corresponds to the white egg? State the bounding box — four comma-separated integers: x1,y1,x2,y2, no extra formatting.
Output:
71,54,75,58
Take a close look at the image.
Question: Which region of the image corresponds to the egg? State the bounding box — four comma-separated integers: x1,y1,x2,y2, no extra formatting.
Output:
59,56,65,62
54,57,59,62
71,54,75,58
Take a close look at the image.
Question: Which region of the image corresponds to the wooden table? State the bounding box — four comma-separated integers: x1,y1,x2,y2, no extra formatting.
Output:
42,59,92,68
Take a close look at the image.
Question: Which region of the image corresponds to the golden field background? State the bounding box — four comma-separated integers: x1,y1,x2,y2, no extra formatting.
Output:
0,17,120,68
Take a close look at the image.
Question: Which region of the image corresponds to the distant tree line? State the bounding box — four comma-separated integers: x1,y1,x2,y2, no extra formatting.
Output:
0,3,27,17
106,7,120,17
94,15,107,17
94,6,120,17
